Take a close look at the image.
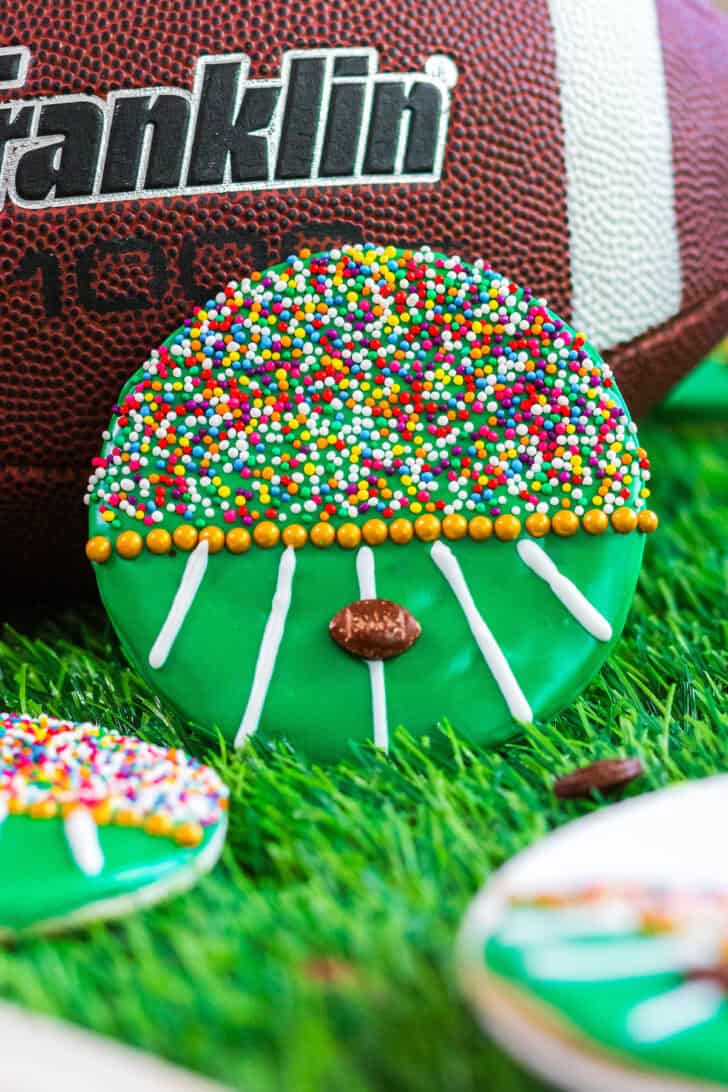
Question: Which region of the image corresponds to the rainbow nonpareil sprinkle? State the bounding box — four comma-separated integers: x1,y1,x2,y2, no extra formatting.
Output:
0,713,228,844
86,245,651,531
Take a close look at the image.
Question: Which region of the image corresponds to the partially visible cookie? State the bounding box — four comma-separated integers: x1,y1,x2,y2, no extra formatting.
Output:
0,999,226,1091
459,778,728,1091
0,712,228,935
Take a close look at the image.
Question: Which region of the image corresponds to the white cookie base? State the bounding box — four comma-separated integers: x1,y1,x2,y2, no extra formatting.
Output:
0,998,226,1091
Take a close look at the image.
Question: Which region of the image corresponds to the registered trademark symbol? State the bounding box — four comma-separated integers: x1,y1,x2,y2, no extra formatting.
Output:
425,54,458,89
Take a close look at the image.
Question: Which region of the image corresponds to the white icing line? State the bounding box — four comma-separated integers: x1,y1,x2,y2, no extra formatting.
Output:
30,816,227,940
430,541,532,723
524,936,721,982
356,547,389,752
148,539,209,669
498,903,641,946
356,545,377,601
368,666,388,751
627,980,725,1043
0,793,7,826
235,547,296,747
516,539,612,642
64,808,104,876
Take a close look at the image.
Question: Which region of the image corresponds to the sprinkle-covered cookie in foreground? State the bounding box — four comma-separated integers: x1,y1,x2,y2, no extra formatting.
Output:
0,713,228,935
459,778,728,1092
86,245,657,759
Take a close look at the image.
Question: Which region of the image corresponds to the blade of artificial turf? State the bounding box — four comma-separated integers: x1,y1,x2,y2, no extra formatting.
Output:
0,421,725,1092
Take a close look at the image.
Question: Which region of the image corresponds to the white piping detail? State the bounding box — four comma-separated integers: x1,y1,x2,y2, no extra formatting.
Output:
430,541,532,722
148,540,209,670
356,546,389,752
64,808,104,876
517,539,612,642
235,547,296,746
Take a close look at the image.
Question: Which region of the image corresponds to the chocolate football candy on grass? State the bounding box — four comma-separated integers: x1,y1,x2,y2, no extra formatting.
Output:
553,757,645,799
85,246,657,760
0,712,228,936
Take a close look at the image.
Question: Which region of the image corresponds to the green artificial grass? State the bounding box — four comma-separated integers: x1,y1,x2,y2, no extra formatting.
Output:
658,351,728,419
0,420,726,1092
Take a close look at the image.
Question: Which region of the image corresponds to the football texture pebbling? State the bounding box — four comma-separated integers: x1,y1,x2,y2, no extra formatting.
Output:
2,0,727,602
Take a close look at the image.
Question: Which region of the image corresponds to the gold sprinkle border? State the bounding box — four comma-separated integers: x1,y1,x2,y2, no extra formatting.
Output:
87,509,659,563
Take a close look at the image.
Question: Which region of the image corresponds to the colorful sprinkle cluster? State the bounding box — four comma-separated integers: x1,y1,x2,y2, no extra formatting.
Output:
86,246,651,535
0,713,228,846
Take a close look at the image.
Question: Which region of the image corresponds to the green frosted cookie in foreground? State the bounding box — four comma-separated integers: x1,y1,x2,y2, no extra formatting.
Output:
85,245,658,759
458,778,728,1092
0,712,228,935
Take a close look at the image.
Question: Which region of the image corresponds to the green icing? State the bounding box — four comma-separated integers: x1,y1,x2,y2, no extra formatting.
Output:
0,814,222,934
92,529,643,758
660,349,728,419
86,246,652,756
484,907,728,1085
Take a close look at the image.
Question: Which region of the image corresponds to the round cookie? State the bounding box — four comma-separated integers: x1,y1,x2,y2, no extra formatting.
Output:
85,245,657,759
0,712,228,935
459,778,728,1092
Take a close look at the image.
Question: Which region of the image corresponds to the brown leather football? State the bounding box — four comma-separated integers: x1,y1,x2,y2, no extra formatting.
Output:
2,0,728,602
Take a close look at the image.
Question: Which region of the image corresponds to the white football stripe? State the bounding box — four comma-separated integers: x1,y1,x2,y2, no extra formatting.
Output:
356,547,389,752
235,547,296,747
548,0,681,350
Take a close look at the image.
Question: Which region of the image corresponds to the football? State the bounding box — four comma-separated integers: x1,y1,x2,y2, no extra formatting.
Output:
2,0,728,602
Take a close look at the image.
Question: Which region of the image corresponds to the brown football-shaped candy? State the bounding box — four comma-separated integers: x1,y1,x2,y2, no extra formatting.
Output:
329,599,421,661
553,757,645,800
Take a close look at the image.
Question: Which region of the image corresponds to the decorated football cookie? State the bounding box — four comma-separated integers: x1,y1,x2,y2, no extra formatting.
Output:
459,778,728,1092
0,712,228,935
85,246,657,759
